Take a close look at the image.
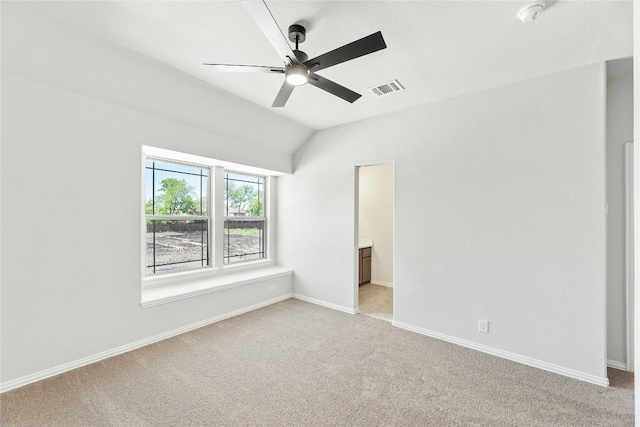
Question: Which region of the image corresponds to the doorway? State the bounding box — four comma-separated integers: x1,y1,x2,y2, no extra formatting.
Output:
356,163,394,321
605,59,634,383
608,142,635,390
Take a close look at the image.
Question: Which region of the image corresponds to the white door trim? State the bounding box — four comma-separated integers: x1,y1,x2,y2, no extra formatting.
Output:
625,142,634,372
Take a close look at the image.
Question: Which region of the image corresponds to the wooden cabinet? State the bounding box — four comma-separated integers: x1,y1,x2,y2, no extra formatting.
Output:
359,247,372,285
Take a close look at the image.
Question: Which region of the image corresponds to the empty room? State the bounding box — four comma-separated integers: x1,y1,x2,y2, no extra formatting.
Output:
1,1,638,425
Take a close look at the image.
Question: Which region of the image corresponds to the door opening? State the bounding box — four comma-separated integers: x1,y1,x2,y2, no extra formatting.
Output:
355,163,394,322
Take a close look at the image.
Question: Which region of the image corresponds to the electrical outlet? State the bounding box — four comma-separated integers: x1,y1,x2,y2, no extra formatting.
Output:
478,319,489,334
270,285,276,292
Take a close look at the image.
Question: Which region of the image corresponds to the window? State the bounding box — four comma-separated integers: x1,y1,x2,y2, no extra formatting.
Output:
143,148,275,280
145,160,210,276
224,172,266,264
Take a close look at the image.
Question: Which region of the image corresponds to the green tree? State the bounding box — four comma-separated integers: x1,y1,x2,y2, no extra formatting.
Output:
247,198,263,217
226,182,258,215
145,199,154,215
152,178,199,215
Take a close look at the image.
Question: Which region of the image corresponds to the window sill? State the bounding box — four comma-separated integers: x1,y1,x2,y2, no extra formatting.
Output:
142,259,276,289
140,263,292,308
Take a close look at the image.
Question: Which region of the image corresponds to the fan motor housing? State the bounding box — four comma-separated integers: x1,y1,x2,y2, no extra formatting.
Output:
293,49,308,63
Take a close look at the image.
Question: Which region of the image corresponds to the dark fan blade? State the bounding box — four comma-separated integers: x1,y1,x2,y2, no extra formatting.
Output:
304,31,387,72
272,81,295,107
304,31,386,73
307,74,361,103
241,0,297,64
202,64,285,73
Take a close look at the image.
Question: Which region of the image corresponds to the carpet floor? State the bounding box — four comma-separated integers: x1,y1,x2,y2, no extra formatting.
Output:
1,298,634,426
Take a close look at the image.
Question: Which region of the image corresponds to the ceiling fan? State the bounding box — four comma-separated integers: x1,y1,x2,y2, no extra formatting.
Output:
203,0,387,108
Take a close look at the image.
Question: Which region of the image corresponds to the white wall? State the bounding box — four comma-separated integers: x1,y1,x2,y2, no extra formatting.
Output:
0,4,312,387
1,3,313,165
633,3,640,423
606,59,634,368
281,63,608,383
359,164,394,286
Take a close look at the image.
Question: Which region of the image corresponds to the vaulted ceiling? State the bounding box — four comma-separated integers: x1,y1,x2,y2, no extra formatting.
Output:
22,1,635,130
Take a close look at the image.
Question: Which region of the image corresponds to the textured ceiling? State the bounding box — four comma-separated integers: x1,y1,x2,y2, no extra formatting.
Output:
36,1,633,130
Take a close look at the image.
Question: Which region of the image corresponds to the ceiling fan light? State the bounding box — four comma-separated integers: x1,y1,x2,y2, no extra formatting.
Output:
285,65,309,86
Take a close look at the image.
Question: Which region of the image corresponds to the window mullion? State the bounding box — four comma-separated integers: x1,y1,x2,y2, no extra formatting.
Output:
146,215,209,221
152,162,156,274
213,166,225,269
266,176,275,260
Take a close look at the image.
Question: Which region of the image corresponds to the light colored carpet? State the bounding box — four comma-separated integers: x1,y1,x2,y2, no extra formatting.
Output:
358,283,393,322
1,298,634,426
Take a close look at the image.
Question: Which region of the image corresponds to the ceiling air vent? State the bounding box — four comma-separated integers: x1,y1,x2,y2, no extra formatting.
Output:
369,80,405,96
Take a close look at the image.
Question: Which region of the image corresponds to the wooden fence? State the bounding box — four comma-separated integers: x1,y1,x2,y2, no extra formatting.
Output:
147,220,263,233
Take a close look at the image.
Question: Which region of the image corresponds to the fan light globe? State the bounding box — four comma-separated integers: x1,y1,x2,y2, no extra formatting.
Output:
285,65,309,86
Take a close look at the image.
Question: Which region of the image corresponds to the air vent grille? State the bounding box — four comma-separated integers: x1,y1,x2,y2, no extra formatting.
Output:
369,80,405,96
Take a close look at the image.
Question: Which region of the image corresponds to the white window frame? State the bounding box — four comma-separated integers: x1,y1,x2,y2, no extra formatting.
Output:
223,170,267,265
144,157,213,277
141,146,277,289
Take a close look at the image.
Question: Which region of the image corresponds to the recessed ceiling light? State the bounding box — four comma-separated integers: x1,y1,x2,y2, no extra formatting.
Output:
518,1,546,23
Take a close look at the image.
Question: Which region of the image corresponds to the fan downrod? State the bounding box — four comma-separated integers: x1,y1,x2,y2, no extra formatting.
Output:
288,24,308,62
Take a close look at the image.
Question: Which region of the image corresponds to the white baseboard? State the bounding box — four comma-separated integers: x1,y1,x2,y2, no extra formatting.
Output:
0,294,293,394
607,359,628,371
370,280,393,287
293,294,357,314
392,320,610,388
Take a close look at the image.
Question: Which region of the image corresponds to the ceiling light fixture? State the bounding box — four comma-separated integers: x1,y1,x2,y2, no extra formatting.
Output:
285,64,309,86
518,1,546,23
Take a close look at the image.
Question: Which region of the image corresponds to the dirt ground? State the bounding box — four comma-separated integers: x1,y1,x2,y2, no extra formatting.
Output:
146,231,263,274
